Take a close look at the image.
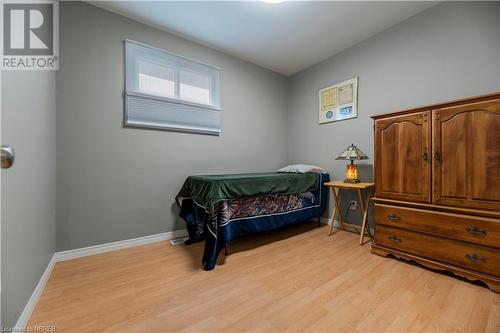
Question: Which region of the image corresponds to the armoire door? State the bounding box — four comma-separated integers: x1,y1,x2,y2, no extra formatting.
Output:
375,111,431,202
432,98,500,211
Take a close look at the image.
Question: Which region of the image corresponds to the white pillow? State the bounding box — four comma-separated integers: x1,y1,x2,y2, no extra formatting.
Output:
276,164,326,174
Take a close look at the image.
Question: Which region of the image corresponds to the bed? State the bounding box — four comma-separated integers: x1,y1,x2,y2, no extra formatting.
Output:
176,172,330,270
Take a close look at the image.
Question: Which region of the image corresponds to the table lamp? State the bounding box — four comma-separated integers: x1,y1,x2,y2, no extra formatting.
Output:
335,144,369,183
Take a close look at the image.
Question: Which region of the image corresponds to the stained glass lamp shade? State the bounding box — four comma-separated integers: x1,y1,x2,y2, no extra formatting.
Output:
335,144,369,183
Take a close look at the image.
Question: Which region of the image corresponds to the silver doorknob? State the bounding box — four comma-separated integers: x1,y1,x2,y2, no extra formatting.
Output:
1,145,15,169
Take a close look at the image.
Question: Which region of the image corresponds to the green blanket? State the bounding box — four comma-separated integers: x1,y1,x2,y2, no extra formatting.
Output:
176,172,320,211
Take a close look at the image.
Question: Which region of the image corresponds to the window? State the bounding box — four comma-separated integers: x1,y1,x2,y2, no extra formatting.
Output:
125,40,221,135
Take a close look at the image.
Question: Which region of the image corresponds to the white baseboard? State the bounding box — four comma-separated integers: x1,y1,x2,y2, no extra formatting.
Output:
13,229,188,329
313,216,339,227
316,217,375,235
55,229,188,262
318,216,332,225
13,220,375,329
14,254,57,330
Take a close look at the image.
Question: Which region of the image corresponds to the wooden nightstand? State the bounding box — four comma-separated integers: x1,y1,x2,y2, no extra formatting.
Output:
323,181,375,245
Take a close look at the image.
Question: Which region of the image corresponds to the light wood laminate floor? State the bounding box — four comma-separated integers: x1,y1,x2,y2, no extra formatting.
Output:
29,222,500,332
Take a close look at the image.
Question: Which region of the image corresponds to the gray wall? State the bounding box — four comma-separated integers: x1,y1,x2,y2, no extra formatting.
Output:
286,1,500,226
1,71,57,326
2,0,498,327
56,2,288,251
56,1,500,249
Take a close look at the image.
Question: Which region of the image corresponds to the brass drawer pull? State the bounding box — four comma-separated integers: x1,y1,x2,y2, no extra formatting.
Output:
387,214,401,222
465,254,486,263
465,226,487,236
389,236,401,243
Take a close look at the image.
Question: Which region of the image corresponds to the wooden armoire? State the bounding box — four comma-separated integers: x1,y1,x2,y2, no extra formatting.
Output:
371,92,500,292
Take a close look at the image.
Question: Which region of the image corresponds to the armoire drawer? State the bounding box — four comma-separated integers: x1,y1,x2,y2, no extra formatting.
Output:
375,203,500,248
375,225,500,277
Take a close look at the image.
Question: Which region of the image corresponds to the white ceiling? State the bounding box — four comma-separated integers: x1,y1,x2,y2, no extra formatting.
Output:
90,1,437,76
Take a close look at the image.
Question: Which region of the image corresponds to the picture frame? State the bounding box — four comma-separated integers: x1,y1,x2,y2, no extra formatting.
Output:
318,77,358,124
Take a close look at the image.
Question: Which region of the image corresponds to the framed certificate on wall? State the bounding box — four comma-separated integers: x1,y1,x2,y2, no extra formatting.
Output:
318,77,358,124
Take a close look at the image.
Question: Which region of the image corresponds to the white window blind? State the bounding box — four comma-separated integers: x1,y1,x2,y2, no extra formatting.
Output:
125,40,221,135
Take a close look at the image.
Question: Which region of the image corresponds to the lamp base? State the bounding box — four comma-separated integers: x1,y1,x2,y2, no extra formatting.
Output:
344,178,361,184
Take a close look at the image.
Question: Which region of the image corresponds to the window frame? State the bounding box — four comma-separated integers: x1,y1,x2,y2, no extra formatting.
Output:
124,39,221,135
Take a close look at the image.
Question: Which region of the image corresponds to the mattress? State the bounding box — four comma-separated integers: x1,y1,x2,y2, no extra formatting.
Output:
176,172,329,270
176,172,321,212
